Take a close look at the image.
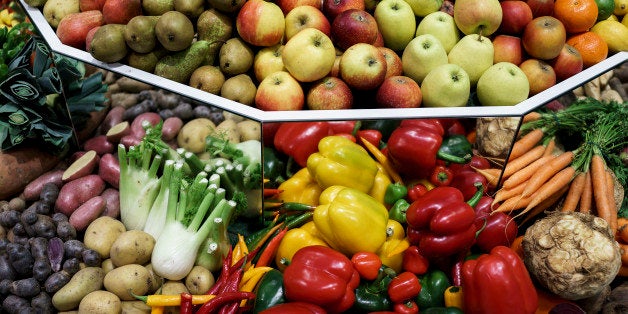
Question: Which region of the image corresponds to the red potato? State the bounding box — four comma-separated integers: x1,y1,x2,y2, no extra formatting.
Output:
68,151,88,163
162,116,184,141
100,188,120,218
130,112,162,139
22,169,65,201
55,174,106,216
119,135,142,149
98,153,120,188
98,106,125,136
69,195,107,231
83,135,115,155
62,150,99,183
105,121,131,143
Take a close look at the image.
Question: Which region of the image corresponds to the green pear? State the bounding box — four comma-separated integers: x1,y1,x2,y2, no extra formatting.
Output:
43,0,79,28
219,37,254,76
174,0,205,20
127,48,168,73
401,34,448,84
197,9,233,65
154,40,211,83
374,0,416,52
142,0,175,16
402,0,443,17
90,24,128,63
447,34,494,86
476,62,529,106
124,15,160,54
420,63,471,107
416,11,460,53
220,74,257,106
189,65,226,95
155,11,195,52
207,0,246,13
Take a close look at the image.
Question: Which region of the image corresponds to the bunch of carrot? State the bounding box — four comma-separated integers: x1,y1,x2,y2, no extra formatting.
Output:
479,98,627,232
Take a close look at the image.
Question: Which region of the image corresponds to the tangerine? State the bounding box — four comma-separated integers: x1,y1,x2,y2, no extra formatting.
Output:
565,31,609,67
554,0,599,33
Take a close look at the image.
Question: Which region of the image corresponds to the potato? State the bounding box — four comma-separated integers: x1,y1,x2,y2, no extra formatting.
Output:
177,118,216,153
161,116,184,142
98,153,120,189
185,265,215,294
101,259,115,274
100,188,120,218
83,216,126,258
237,119,261,142
0,146,62,200
78,290,121,314
55,174,106,216
104,264,152,301
120,300,151,314
105,121,131,143
52,267,105,311
22,169,65,201
83,135,115,156
110,230,156,267
130,112,162,139
144,264,163,294
98,106,125,136
62,150,99,183
69,196,107,231
213,118,239,143
160,281,189,314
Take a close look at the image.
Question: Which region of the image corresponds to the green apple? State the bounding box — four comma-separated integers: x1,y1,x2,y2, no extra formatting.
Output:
282,28,336,83
253,44,285,82
476,62,530,106
415,11,460,53
374,0,416,51
401,34,448,84
453,0,503,36
402,0,443,17
447,34,494,86
420,63,471,107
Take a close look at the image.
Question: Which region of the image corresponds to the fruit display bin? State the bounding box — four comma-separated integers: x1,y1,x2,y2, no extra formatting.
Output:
18,0,628,125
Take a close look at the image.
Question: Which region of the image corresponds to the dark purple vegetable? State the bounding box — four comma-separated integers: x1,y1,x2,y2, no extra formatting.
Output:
0,278,11,294
20,205,38,225
62,258,80,276
0,238,9,253
0,210,20,228
0,254,14,281
10,222,27,237
32,215,56,239
81,249,101,267
39,183,59,206
123,99,153,121
43,270,70,294
2,294,30,314
50,213,68,224
6,243,33,276
63,239,85,259
55,221,76,242
34,201,51,215
193,105,212,118
10,278,40,298
46,237,63,273
28,238,48,260
31,292,53,314
172,102,194,120
32,257,52,283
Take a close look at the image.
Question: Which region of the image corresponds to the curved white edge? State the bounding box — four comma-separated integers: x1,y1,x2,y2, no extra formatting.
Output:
20,0,627,124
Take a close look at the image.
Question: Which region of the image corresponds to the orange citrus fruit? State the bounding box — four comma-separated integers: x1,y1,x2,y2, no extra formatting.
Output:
566,31,609,67
553,0,600,33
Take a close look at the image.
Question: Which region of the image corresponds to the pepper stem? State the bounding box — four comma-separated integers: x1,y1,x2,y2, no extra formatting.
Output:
467,182,485,208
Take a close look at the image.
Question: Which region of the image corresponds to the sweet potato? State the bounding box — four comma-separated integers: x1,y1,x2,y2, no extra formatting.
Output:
98,153,120,188
82,135,115,156
22,170,65,202
69,196,107,231
0,147,63,200
55,175,106,216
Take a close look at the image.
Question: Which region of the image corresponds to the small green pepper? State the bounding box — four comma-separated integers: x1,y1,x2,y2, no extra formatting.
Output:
389,199,409,225
421,306,465,314
253,268,286,312
350,265,396,312
438,135,473,164
384,182,408,204
263,147,287,188
416,269,451,309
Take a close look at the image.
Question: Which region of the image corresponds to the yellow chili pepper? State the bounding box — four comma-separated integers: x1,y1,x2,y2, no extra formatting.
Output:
276,168,322,206
140,294,216,307
274,221,329,271
369,163,393,205
444,285,464,310
377,219,410,273
239,266,273,291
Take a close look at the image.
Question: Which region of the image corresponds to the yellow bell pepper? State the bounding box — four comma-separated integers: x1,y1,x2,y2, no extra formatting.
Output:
377,219,410,273
274,221,329,271
276,168,322,206
307,136,379,193
444,285,464,310
369,163,393,205
313,185,389,256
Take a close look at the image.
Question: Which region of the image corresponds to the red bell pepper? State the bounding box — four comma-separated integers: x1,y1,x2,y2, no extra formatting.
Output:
387,119,444,179
405,186,478,259
473,196,518,253
273,122,333,167
283,245,360,313
388,271,421,303
327,120,357,134
461,246,538,314
351,251,383,281
402,245,429,275
394,300,419,314
259,302,327,314
449,156,491,201
357,129,383,149
406,182,428,203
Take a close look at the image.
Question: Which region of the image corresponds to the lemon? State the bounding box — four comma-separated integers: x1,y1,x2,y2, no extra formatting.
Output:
607,14,619,20
596,0,616,21
591,20,628,52
614,0,628,15
623,14,628,26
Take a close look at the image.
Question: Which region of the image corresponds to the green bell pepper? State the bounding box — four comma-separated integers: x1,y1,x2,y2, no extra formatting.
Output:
384,182,408,205
389,199,409,225
438,135,473,164
349,266,396,313
253,268,286,312
263,146,287,188
422,307,465,314
416,269,451,309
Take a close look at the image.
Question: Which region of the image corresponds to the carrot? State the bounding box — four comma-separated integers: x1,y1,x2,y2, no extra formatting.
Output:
560,172,586,212
523,166,575,213
542,137,556,157
520,184,570,224
502,145,546,178
605,168,617,234
521,150,574,198
579,170,592,213
617,218,628,243
591,154,615,233
492,194,534,213
522,111,542,123
493,181,526,205
509,128,544,161
619,242,628,266
472,167,502,188
502,155,554,189
466,130,477,145
617,265,628,277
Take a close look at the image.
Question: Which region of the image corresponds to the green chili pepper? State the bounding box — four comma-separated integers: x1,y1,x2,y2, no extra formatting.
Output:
389,199,409,225
384,182,408,205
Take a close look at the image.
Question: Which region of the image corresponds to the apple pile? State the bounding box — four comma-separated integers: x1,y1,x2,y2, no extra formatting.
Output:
26,0,628,111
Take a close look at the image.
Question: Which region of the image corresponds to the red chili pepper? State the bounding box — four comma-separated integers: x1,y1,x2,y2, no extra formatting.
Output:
387,119,445,179
351,251,383,281
393,300,419,314
473,196,518,253
219,267,243,294
256,227,289,267
388,272,421,303
206,247,233,295
429,165,454,187
195,292,255,314
402,246,429,275
356,129,383,148
259,302,327,314
406,183,428,203
273,122,333,167
462,246,538,314
180,293,193,314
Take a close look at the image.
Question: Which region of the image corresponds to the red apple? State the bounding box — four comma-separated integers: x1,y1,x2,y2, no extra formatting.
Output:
253,44,285,82
237,0,285,47
493,34,524,65
372,31,384,47
378,46,403,78
522,16,566,60
525,0,554,18
440,0,455,16
255,71,305,110
56,10,104,49
331,9,379,51
102,0,142,25
79,0,106,11
322,0,365,22
549,43,583,82
339,43,387,90
306,76,354,109
330,54,342,77
284,5,331,40
519,58,556,95
375,75,422,108
498,1,533,35
276,0,322,15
